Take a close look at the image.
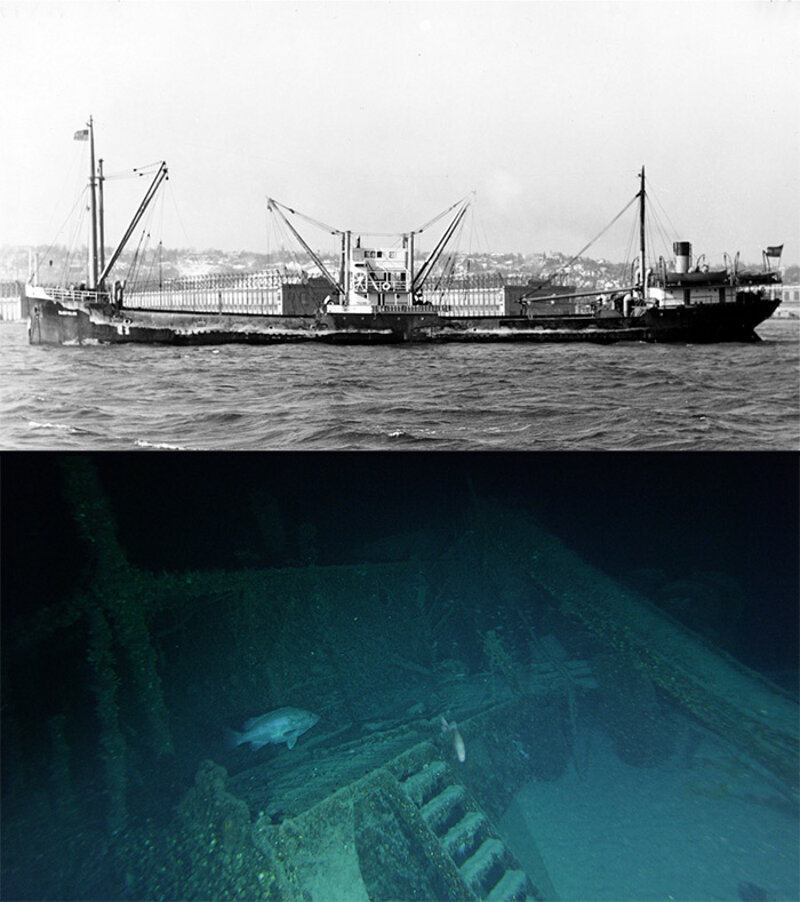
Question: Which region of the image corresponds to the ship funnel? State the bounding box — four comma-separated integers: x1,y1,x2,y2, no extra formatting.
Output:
673,241,692,274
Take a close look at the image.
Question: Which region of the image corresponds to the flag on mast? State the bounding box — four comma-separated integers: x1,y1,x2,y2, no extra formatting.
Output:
74,128,89,141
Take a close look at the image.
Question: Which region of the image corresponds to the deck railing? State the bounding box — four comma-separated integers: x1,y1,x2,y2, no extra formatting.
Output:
125,267,309,316
32,269,560,319
38,286,109,305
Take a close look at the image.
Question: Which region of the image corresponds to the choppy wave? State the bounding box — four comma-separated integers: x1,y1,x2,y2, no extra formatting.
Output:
1,319,798,450
27,420,85,434
135,439,188,450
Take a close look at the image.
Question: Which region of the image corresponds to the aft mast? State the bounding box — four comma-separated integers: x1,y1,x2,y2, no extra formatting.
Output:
638,164,646,297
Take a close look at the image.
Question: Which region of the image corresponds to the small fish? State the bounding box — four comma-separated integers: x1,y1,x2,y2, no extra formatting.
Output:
225,706,319,750
441,715,466,762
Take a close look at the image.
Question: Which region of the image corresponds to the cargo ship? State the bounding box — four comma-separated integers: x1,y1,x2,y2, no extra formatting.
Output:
27,119,782,346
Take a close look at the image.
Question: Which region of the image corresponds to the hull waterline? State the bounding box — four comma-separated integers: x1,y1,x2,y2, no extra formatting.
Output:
27,292,780,346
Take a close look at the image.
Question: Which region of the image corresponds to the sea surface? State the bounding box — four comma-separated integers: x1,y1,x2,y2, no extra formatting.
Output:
1,317,798,450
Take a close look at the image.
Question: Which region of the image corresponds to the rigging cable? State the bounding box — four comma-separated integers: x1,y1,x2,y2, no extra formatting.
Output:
644,176,682,245
622,203,638,279
268,198,341,236
167,182,193,249
63,189,90,285
646,198,676,266
128,228,150,288
139,191,166,288
36,187,89,284
432,210,468,294
41,141,91,259
413,193,474,235
124,186,161,288
268,205,307,277
542,193,638,286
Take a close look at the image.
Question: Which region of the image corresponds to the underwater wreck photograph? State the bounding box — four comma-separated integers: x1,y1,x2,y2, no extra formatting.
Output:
1,452,798,901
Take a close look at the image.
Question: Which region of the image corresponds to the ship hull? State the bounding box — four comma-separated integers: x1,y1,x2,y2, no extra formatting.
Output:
26,297,403,346
436,293,781,344
27,291,780,346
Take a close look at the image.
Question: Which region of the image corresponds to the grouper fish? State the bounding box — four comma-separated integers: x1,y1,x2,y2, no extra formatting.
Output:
225,707,319,751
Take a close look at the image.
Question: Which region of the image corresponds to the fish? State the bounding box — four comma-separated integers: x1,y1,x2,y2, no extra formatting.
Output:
441,715,466,762
225,706,320,751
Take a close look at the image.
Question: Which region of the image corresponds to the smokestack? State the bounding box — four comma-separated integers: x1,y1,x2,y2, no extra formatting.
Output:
673,241,692,274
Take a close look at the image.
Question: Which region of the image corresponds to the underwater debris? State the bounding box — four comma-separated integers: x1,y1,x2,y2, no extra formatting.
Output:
515,507,799,795
483,628,521,698
86,606,127,833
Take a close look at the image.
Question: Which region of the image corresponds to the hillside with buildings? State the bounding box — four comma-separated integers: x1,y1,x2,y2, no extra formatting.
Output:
4,244,794,293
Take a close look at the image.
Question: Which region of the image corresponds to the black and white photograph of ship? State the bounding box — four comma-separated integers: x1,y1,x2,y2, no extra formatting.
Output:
18,143,784,347
1,1,798,450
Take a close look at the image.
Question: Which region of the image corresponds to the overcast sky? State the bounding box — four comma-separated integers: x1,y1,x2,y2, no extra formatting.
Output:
1,1,798,263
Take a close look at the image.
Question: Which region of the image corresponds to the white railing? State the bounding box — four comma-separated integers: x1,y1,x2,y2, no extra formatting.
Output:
37,286,108,305
376,304,444,315
127,286,284,315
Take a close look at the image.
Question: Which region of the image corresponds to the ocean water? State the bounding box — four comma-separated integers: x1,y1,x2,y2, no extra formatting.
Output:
1,318,798,450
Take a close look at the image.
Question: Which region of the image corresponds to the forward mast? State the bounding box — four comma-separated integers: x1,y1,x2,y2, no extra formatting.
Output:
79,116,168,293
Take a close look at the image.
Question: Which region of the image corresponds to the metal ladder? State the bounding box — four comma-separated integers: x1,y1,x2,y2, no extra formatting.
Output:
390,742,545,901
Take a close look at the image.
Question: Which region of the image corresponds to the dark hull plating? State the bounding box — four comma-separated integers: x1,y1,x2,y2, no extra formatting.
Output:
27,293,780,346
435,294,781,343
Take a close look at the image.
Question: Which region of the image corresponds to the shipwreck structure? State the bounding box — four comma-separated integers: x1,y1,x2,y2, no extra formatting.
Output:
3,458,797,900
